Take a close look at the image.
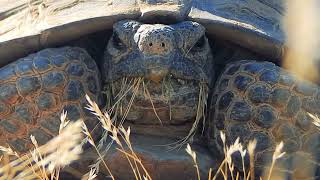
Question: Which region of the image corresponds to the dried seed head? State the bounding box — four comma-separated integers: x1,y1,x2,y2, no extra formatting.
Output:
0,146,19,157
248,139,257,156
273,141,286,160
85,167,98,180
30,135,38,147
220,131,226,145
186,144,197,161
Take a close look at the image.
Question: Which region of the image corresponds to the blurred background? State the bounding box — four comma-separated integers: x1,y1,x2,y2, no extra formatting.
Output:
283,0,320,83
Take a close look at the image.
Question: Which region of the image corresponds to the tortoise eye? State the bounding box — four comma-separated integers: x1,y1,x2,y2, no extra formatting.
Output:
193,35,206,49
112,31,125,49
189,35,206,53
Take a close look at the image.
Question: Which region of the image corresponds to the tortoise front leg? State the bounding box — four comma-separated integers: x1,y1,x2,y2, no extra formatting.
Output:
208,60,320,179
0,47,102,153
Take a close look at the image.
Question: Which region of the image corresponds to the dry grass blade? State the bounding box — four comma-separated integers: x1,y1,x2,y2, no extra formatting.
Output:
59,110,69,133
166,78,173,121
81,121,115,180
212,132,227,180
0,146,19,157
225,138,242,180
107,77,134,114
166,83,208,150
239,146,247,180
115,148,152,180
143,81,163,125
96,77,138,165
247,139,257,180
85,94,152,180
186,144,200,180
266,141,286,180
308,112,320,129
83,167,98,180
106,77,142,128
212,133,245,180
0,120,83,180
118,77,142,126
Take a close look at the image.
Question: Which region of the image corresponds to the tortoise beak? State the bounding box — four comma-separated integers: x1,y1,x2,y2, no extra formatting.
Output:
146,68,169,83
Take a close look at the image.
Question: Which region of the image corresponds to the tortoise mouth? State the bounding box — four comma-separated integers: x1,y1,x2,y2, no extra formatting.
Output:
105,76,208,126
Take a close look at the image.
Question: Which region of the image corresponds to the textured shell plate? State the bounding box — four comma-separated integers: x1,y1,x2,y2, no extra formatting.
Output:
0,0,284,67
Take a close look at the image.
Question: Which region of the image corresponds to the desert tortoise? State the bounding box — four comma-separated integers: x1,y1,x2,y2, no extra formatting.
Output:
0,0,319,179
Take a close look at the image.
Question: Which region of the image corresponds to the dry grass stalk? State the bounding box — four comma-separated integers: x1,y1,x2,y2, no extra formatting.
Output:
49,110,71,180
118,78,142,126
208,168,212,180
266,141,286,180
239,144,247,180
186,144,201,180
81,121,115,180
308,112,320,129
0,120,83,180
247,139,257,180
225,138,243,180
85,94,152,180
107,76,209,150
83,167,98,180
211,135,286,180
166,83,208,150
211,132,247,180
142,80,163,125
212,132,227,180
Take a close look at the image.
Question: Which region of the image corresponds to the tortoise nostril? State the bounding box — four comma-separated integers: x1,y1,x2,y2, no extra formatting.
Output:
139,32,174,55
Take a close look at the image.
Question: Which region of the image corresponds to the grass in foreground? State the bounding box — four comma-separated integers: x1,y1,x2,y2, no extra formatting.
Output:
0,119,82,180
0,95,294,180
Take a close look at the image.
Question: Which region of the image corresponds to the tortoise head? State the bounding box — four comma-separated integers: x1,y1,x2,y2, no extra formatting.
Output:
103,20,213,126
